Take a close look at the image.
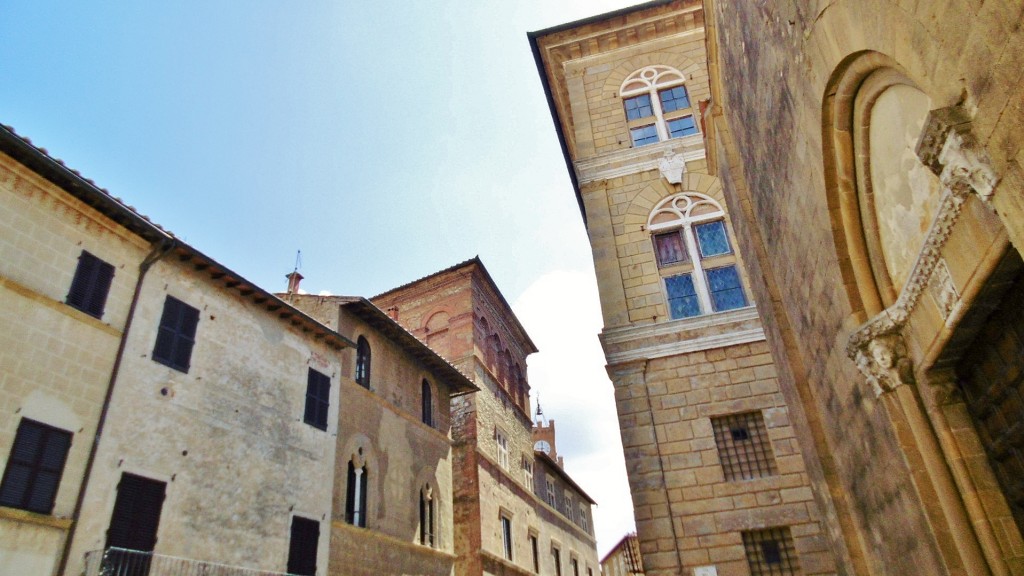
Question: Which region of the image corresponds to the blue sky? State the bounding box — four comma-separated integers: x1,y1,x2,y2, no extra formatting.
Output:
1,0,640,557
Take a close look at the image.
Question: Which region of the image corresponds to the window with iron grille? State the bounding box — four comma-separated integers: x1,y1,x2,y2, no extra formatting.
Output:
287,515,319,576
742,527,801,575
304,368,330,431
711,411,778,481
66,250,114,318
0,419,72,514
152,295,199,373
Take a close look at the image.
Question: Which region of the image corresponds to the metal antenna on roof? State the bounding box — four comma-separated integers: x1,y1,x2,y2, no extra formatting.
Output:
294,250,302,272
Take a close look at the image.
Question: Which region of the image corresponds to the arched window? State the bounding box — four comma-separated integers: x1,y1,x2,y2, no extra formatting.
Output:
355,336,371,389
421,380,433,427
649,193,747,319
419,485,435,547
345,460,368,527
620,65,698,147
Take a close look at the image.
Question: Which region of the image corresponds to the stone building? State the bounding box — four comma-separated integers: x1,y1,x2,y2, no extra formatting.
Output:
600,533,644,576
530,2,839,575
281,292,477,576
371,259,600,576
699,0,1024,575
0,122,476,576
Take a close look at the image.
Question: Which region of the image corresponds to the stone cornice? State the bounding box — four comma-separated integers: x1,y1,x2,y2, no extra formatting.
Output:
601,306,765,364
575,137,706,184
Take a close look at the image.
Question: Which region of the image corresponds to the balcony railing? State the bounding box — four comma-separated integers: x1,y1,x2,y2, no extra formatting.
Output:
82,548,296,576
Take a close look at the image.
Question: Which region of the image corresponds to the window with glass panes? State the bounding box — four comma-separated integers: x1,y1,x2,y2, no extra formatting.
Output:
620,65,699,147
649,193,748,319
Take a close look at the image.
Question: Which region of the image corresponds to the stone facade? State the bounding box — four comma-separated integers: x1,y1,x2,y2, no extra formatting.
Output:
372,259,600,576
601,533,643,576
0,124,475,576
700,0,1024,575
530,3,839,575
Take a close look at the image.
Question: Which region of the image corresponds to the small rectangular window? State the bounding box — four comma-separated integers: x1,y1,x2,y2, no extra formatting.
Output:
712,411,778,481
666,274,701,319
530,533,540,573
571,557,580,576
0,419,72,514
304,368,331,431
579,504,588,532
522,457,534,492
706,265,748,312
152,295,199,373
496,429,509,470
667,115,699,138
629,124,659,146
694,220,732,258
654,230,688,267
552,547,562,576
287,516,320,576
66,250,115,318
623,94,653,120
659,85,691,112
742,527,800,575
546,478,557,508
501,514,513,560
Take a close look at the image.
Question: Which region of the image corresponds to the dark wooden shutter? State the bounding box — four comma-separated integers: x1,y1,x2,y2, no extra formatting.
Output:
153,296,199,372
0,419,72,514
304,369,330,431
66,251,115,318
107,473,166,552
286,516,319,576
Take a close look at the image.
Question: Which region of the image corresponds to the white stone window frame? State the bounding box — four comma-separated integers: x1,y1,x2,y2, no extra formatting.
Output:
620,65,698,145
496,428,510,471
546,477,557,508
522,456,535,492
649,192,741,317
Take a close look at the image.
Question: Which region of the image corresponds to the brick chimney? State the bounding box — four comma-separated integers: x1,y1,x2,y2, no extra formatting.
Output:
286,271,304,295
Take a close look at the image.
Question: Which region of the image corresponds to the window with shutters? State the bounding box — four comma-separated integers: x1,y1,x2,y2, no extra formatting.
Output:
287,516,320,576
355,336,372,389
496,429,509,470
0,419,72,514
106,473,166,554
546,478,556,508
66,250,115,319
304,368,331,431
742,526,801,576
152,295,199,373
712,411,778,481
345,460,368,527
522,457,534,492
421,380,433,427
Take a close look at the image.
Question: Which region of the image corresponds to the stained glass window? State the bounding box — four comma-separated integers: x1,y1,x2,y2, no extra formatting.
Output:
695,221,731,258
654,231,688,266
706,265,747,312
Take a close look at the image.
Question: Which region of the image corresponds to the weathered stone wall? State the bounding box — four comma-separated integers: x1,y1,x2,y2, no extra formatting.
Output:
0,150,149,576
65,258,342,574
705,0,1024,574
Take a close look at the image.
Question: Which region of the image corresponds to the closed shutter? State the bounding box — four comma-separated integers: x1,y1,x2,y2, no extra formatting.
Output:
0,419,72,514
286,516,319,576
66,251,115,318
107,473,166,552
304,369,331,430
153,296,199,372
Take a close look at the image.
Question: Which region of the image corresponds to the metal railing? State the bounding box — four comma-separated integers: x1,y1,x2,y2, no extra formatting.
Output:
82,548,296,576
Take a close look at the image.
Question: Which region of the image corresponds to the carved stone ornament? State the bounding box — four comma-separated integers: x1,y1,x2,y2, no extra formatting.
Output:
853,333,916,397
658,150,687,184
916,105,1000,200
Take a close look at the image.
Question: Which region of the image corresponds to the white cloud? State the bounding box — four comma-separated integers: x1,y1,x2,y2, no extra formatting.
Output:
514,269,636,558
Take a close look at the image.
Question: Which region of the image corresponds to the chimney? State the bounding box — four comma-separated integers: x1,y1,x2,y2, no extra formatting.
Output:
286,271,304,295
387,306,399,320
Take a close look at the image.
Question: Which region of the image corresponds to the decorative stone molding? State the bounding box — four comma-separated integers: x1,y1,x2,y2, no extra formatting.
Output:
575,137,705,184
658,150,687,184
602,306,765,365
917,106,999,201
846,182,969,356
852,333,916,397
928,258,959,321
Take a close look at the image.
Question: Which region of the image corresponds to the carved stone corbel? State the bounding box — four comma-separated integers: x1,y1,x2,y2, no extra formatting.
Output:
658,150,687,184
852,332,916,397
916,105,999,201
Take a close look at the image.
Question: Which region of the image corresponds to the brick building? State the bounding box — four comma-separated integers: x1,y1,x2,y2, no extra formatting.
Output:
371,259,600,576
530,2,839,575
700,0,1024,575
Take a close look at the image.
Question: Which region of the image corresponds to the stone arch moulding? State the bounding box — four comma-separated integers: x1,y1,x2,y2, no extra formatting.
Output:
822,50,929,321
603,53,703,99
